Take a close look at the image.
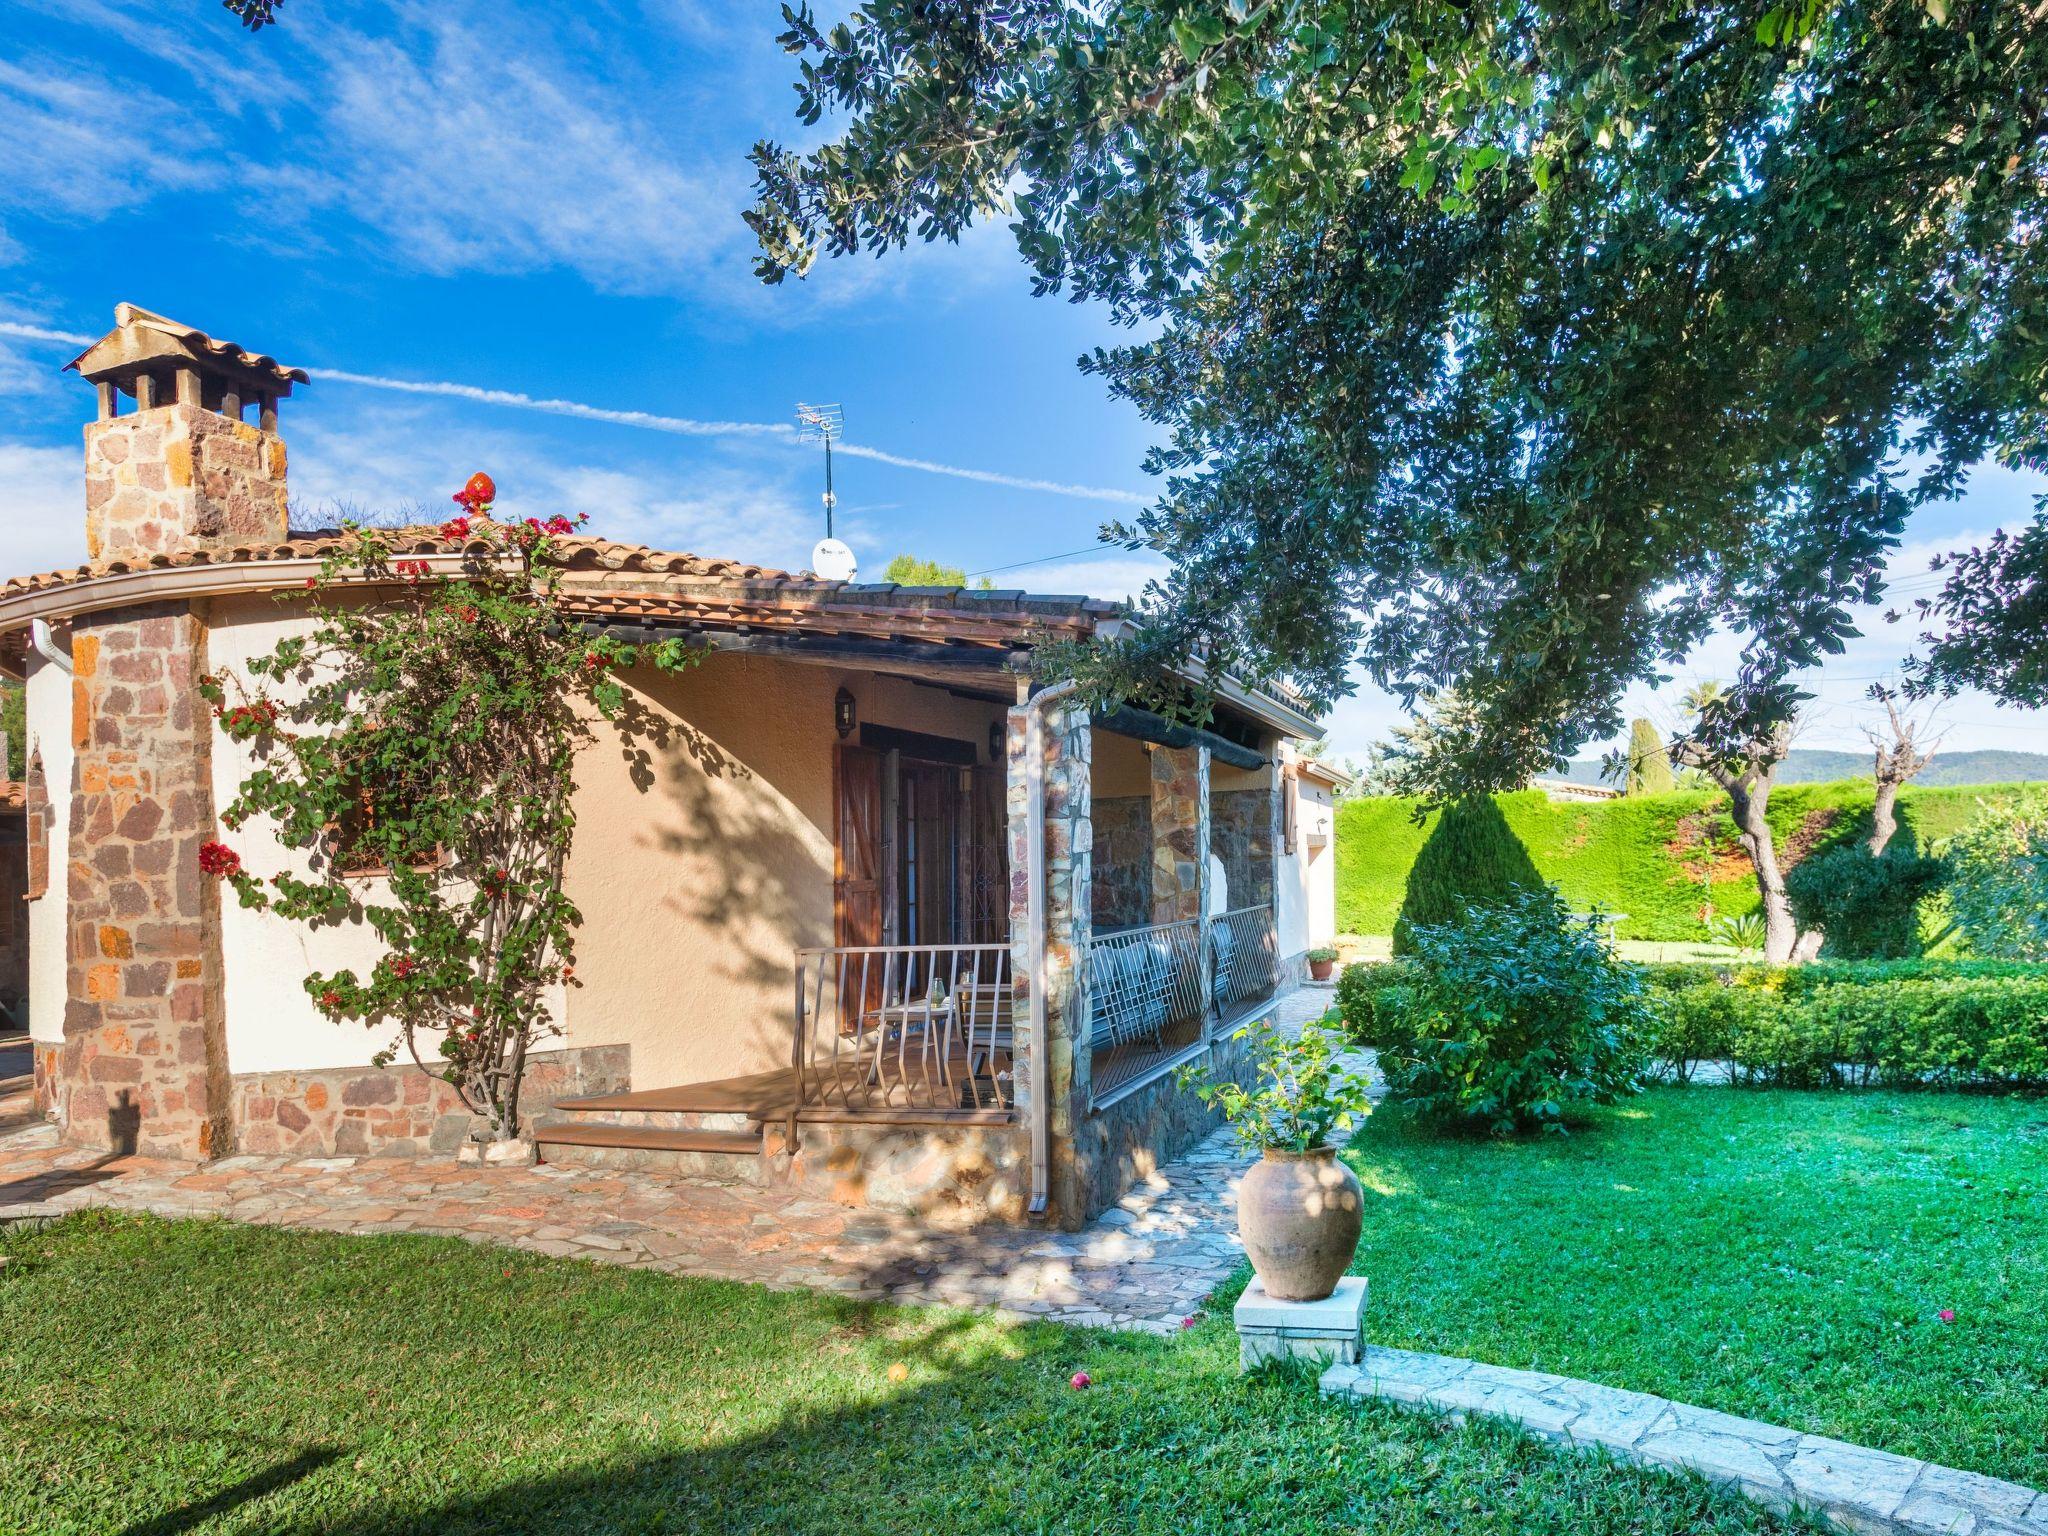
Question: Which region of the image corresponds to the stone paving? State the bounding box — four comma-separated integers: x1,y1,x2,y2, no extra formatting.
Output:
0,987,1353,1331
1324,1347,2048,1536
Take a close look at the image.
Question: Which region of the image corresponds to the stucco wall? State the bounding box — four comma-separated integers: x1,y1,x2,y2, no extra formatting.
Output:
1090,727,1151,799
566,651,1006,1092
24,649,71,1049
204,594,570,1078
1300,777,1337,948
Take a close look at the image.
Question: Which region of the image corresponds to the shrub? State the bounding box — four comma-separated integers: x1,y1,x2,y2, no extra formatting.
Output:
1391,796,1545,954
1643,966,2048,1088
1333,960,1420,1049
1179,1017,1374,1152
1945,805,2048,961
1378,887,1649,1134
1785,844,1947,959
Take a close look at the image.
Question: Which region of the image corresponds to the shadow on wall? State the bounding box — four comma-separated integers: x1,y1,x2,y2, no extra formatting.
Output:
1392,796,1545,954
614,689,826,993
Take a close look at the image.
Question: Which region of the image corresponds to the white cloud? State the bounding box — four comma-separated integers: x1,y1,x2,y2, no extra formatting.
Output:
0,442,88,576
298,19,748,300
1011,553,1168,602
0,55,220,220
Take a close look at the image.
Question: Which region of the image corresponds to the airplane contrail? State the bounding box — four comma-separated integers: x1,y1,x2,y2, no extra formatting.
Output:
1,323,1149,507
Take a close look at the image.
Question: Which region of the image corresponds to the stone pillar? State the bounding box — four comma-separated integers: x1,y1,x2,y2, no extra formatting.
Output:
1258,752,1282,909
1149,743,1211,924
83,404,287,562
1006,699,1092,1227
58,601,231,1159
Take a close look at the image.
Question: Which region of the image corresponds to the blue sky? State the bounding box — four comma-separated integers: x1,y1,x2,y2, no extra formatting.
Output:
1,0,2040,765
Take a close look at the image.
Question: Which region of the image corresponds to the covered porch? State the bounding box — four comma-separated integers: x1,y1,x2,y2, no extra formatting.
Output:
548,604,1309,1224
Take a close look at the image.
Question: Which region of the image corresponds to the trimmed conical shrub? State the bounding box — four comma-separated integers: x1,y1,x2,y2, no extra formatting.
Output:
1392,796,1546,954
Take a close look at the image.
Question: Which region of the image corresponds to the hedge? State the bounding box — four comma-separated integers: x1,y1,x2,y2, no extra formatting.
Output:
1336,958,2048,1091
1336,781,2045,942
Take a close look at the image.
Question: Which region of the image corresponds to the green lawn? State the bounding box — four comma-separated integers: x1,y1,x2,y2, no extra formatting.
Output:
0,1213,1813,1536
1331,1087,2048,1486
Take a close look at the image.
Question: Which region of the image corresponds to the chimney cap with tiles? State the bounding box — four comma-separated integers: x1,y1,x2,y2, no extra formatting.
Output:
65,303,309,421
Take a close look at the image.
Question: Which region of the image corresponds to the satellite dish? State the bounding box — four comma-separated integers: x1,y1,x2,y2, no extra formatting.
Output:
812,537,858,582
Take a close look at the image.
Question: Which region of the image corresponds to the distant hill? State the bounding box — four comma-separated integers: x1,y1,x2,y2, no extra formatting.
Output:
1557,747,2048,789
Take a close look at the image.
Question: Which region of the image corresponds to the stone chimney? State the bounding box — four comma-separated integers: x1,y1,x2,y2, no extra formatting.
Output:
66,303,307,561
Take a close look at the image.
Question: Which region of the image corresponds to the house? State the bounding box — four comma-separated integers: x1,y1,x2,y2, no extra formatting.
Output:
0,304,1339,1230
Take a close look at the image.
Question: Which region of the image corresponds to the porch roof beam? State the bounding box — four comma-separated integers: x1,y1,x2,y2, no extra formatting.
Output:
1092,704,1268,771
571,618,1032,687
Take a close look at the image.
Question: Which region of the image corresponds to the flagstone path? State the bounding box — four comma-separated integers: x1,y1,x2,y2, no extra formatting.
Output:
0,987,1353,1330
1325,1348,2048,1536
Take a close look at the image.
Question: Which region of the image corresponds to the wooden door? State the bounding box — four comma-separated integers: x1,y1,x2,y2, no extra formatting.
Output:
834,745,885,1027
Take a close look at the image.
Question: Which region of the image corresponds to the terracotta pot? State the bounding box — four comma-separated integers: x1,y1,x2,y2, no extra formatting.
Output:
1309,958,1336,981
1238,1146,1363,1302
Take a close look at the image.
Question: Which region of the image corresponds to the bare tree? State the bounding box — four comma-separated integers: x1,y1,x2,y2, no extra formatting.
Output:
1865,686,1942,856
1671,684,1808,964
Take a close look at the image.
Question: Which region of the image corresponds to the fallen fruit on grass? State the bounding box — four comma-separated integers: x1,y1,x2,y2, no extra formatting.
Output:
1070,1371,1091,1390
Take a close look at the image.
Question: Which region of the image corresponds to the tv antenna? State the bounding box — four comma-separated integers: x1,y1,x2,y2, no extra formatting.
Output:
795,403,856,581
795,403,844,537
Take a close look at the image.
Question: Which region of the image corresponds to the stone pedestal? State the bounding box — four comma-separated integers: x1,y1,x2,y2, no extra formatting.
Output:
1235,1275,1369,1371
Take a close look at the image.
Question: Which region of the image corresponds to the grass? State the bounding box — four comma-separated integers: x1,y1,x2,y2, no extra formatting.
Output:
1333,1087,2048,1486
0,1214,1820,1536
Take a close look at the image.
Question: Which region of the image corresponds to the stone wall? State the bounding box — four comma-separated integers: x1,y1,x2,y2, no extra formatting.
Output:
59,600,231,1159
84,405,287,562
1069,1023,1256,1219
1150,745,1209,923
232,1044,631,1158
1090,794,1151,932
1214,786,1276,909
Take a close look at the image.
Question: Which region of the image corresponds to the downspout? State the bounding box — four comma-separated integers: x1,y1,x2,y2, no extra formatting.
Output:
29,619,72,674
1019,677,1079,1219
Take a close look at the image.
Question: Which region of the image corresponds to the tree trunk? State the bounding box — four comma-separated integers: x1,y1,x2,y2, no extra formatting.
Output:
1726,779,1800,963
1868,780,1900,856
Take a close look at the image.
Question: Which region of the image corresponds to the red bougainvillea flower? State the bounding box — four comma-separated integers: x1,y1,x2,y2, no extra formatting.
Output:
319,988,343,1010
219,700,280,738
197,841,241,878
456,605,479,624
304,577,318,589
1179,1315,1197,1330
1069,1371,1091,1390
482,868,511,899
582,651,601,671
1939,1309,1956,1323
452,471,496,513
440,515,472,541
395,559,432,583
542,514,577,536
561,964,575,982
390,956,417,979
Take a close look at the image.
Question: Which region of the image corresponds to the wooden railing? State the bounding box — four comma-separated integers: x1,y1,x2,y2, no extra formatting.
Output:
791,943,1015,1117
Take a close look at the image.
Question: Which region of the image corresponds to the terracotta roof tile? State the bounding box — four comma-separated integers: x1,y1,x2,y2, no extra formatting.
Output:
0,525,1121,643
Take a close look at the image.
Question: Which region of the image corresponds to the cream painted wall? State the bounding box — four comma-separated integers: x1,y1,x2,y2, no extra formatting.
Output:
25,650,72,1045
1276,769,1339,957
205,593,568,1076
1091,728,1152,799
565,651,1007,1091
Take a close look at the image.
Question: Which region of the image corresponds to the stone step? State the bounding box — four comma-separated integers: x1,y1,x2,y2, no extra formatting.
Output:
539,1105,758,1135
534,1123,763,1155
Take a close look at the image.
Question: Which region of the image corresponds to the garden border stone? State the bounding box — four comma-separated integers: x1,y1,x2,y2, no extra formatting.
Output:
1322,1346,2048,1536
